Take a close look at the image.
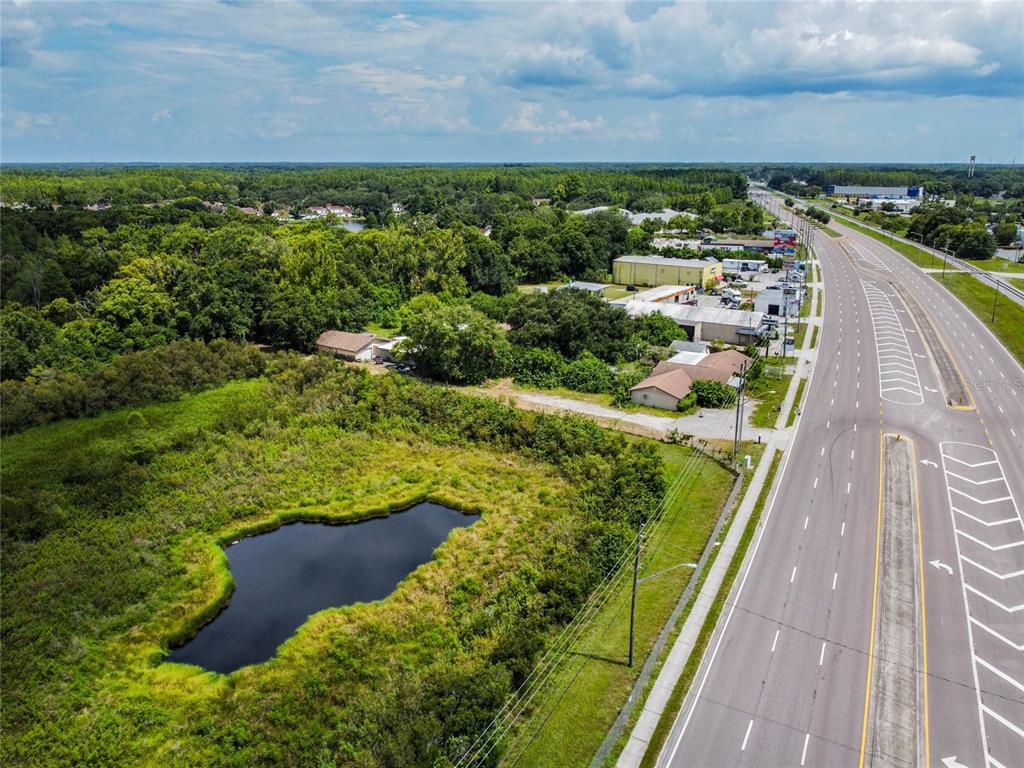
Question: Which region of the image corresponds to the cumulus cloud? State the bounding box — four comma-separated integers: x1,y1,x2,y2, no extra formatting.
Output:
1,109,62,137
0,0,1019,161
502,103,606,136
321,63,466,95
498,43,599,88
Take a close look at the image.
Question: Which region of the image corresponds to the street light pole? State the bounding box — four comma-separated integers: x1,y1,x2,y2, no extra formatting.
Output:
991,280,1001,322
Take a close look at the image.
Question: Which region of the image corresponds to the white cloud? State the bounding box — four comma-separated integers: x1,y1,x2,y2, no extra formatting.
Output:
320,63,466,96
1,109,61,137
502,103,606,136
151,109,172,122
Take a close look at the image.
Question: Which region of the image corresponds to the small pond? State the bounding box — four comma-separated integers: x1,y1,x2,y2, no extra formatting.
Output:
167,502,477,673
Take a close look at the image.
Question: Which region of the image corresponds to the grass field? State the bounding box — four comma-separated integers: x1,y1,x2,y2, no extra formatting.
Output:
512,440,747,767
932,273,1024,366
969,256,1024,274
748,373,793,428
1,376,599,766
1011,278,1024,291
810,325,820,349
637,448,784,768
821,225,842,238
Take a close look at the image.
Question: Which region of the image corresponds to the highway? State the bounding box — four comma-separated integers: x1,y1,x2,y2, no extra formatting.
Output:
654,192,1024,768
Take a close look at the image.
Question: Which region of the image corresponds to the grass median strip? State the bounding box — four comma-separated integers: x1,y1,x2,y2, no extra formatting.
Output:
787,378,807,428
638,448,784,768
810,325,820,350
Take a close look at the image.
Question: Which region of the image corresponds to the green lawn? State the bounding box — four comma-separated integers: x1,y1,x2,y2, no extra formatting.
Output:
748,373,793,428
603,285,636,300
1011,278,1024,291
638,448,784,768
968,256,1024,274
933,273,1024,366
810,325,820,349
821,225,842,238
512,440,740,768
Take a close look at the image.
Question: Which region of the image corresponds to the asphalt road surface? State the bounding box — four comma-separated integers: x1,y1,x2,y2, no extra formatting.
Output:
655,195,1024,768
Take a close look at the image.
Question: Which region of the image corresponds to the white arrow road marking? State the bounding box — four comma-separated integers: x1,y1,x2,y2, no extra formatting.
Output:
925,386,939,393
941,756,968,768
921,459,939,468
930,559,954,575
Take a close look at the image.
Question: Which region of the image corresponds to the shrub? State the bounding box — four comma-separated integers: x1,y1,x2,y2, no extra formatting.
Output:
561,351,613,393
676,391,698,413
506,346,567,389
691,378,734,408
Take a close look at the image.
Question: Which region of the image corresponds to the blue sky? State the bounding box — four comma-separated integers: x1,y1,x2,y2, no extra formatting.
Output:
2,0,1022,163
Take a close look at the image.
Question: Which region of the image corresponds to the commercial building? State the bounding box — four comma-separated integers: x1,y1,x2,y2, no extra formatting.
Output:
609,285,696,306
755,283,803,317
827,185,923,199
612,255,723,290
859,198,921,213
722,257,769,274
622,300,765,346
699,239,776,254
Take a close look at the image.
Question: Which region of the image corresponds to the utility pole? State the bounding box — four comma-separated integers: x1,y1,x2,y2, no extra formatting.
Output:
732,362,748,463
991,279,1001,322
628,519,641,668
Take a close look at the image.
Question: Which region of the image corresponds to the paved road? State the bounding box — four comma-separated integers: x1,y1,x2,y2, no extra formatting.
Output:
654,194,1023,768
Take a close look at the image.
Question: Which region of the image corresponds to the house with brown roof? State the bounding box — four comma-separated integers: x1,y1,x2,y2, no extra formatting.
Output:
631,350,752,410
630,368,695,411
314,331,380,361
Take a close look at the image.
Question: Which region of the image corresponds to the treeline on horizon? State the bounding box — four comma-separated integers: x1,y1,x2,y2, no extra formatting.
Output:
757,163,1024,198
0,165,747,211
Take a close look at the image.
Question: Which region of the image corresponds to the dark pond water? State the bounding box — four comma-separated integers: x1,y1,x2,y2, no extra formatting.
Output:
167,502,477,673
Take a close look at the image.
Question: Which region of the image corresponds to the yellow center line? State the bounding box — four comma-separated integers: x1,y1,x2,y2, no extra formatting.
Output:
859,429,885,767
908,437,931,768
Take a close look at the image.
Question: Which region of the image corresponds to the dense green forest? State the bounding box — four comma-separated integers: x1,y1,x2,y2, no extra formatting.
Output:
1,165,764,395
2,351,668,767
0,164,747,212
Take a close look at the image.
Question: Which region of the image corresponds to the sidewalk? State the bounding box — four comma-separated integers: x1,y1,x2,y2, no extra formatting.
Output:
613,257,820,768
